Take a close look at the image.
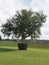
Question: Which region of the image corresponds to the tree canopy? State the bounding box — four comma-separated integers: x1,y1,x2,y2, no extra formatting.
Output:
1,9,46,40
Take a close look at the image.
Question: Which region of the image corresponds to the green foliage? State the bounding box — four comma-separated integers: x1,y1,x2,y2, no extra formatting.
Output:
1,9,46,40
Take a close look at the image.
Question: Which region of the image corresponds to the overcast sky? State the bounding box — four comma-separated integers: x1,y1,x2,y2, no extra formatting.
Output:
0,0,49,39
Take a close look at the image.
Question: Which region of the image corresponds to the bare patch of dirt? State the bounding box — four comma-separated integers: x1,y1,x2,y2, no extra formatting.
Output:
32,43,49,47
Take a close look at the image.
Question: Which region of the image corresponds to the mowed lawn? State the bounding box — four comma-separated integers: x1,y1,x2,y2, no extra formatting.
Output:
0,41,49,65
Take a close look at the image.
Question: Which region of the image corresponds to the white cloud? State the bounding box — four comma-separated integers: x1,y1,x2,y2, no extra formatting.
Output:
13,0,29,10
0,0,29,21
0,0,16,16
40,35,49,40
0,0,17,25
45,0,49,3
30,0,38,6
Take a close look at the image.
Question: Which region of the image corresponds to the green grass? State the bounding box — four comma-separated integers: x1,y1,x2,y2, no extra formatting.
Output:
0,41,49,65
0,41,17,47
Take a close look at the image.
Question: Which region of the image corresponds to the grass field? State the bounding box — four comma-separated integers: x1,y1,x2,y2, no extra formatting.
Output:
0,41,49,65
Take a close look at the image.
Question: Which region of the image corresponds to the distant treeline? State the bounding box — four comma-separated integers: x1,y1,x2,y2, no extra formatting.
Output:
36,40,49,44
0,39,17,41
0,39,49,44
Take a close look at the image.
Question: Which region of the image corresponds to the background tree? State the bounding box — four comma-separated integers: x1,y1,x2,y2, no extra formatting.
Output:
1,9,46,50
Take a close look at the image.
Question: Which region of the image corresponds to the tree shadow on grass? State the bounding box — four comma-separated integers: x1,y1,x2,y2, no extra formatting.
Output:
0,48,18,52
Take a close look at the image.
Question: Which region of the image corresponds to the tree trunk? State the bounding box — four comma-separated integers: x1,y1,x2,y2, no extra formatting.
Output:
18,34,28,50
18,43,28,50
